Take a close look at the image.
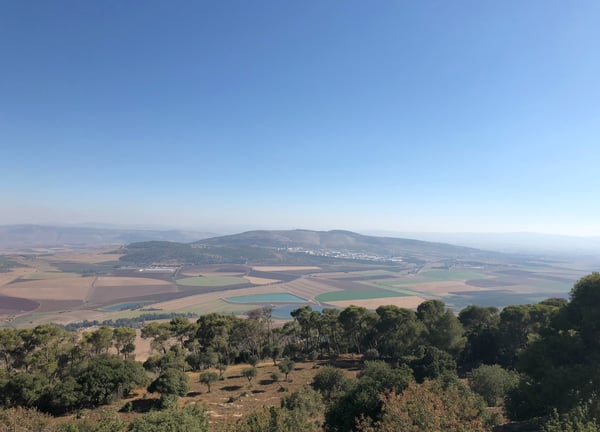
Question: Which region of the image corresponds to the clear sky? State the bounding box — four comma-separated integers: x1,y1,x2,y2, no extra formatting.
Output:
1,1,599,235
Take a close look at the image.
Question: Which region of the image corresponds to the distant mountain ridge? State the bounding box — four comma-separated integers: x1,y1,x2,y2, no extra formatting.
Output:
0,225,215,249
197,229,481,257
118,229,501,266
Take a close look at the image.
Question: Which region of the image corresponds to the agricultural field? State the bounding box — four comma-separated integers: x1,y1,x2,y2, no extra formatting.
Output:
0,245,591,328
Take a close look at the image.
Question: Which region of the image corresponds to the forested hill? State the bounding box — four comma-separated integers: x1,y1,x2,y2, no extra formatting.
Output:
118,229,499,266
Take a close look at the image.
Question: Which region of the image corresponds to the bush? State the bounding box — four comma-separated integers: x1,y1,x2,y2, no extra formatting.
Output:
468,364,519,406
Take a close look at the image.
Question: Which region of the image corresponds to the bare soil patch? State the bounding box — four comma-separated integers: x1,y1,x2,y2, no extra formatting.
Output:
327,295,427,310
0,277,95,300
35,299,84,312
243,276,281,285
0,295,39,313
88,283,178,304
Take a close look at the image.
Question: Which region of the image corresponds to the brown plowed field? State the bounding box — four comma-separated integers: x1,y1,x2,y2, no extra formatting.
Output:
88,283,178,304
35,299,84,312
0,295,39,313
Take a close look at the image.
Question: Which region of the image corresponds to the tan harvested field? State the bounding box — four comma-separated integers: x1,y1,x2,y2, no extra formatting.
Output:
275,278,342,302
243,276,281,285
0,268,36,286
327,295,427,310
38,249,123,263
313,270,397,279
0,277,95,300
94,276,172,287
151,285,291,311
251,266,321,272
403,280,488,295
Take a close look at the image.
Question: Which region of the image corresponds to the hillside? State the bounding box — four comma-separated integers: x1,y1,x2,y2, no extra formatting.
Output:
118,229,498,266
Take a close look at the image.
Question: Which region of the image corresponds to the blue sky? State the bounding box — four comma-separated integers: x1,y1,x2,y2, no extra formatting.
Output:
1,1,599,235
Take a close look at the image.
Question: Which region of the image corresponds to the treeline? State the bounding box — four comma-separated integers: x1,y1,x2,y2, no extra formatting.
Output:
63,312,198,331
1,273,600,431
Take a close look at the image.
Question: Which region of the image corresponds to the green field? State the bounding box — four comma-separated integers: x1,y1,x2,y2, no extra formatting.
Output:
316,289,408,303
175,276,247,287
364,270,489,289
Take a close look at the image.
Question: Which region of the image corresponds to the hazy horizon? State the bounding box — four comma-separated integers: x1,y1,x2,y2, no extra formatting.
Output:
2,2,599,237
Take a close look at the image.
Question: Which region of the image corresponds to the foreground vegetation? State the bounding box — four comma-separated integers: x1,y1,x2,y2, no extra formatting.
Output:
1,273,600,431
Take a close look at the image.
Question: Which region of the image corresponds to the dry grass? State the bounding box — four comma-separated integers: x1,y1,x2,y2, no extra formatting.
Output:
327,295,427,310
251,266,321,272
0,277,95,300
38,249,123,264
0,268,36,287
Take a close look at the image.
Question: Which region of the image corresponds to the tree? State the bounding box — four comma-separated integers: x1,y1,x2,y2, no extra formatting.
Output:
375,306,423,361
112,327,136,359
199,371,218,393
141,322,172,355
338,306,377,354
356,380,489,432
325,361,414,431
312,366,349,400
278,358,295,382
85,327,113,356
147,368,189,409
77,355,148,408
468,364,519,406
242,367,258,387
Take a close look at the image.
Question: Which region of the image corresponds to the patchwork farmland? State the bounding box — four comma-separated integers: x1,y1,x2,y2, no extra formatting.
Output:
0,239,590,328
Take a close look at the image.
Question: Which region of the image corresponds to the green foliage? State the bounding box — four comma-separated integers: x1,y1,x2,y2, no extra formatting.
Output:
77,355,148,409
148,368,189,408
542,406,599,432
199,371,218,393
312,366,349,400
468,364,519,406
325,361,414,431
410,346,457,382
241,367,258,386
128,406,208,432
356,379,489,432
278,358,295,381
